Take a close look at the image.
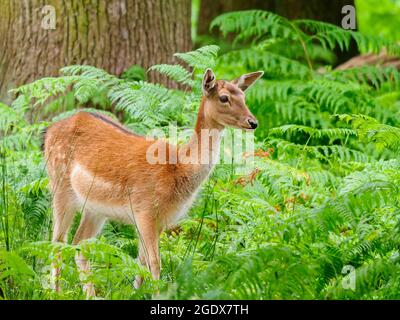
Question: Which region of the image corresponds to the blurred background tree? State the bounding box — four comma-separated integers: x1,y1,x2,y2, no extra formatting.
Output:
0,0,192,103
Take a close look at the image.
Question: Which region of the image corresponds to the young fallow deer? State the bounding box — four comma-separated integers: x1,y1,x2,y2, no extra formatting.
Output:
43,68,263,297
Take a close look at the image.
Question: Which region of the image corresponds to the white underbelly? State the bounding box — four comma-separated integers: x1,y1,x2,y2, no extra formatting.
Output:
70,163,136,224
69,162,205,227
74,194,135,224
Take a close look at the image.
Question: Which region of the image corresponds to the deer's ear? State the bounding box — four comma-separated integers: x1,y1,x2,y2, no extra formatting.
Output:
202,68,216,95
231,71,264,91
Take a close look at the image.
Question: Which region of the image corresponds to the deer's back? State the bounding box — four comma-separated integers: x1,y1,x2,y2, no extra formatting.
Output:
44,112,179,222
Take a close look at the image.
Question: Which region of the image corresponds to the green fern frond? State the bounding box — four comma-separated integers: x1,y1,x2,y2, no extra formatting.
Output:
269,124,357,140
336,114,400,151
220,47,311,79
295,19,400,55
330,66,400,89
149,64,195,87
271,138,371,164
0,103,26,134
211,10,294,44
174,45,220,70
11,76,79,107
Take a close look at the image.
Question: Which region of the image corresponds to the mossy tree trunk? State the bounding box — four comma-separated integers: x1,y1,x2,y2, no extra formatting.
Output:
0,0,192,103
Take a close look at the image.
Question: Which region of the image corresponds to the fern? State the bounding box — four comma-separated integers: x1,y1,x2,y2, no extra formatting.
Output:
148,64,195,87
295,19,400,55
335,114,400,152
174,45,220,69
269,124,357,140
211,10,294,43
330,66,400,89
1,11,400,300
219,47,311,79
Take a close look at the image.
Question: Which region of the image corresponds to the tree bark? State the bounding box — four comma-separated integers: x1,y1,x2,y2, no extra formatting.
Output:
198,0,357,65
0,0,192,103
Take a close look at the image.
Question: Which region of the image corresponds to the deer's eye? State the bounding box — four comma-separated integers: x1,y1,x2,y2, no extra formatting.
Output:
219,95,229,103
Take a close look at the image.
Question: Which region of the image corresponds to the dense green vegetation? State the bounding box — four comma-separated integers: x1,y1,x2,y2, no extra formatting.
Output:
356,0,400,42
1,10,400,299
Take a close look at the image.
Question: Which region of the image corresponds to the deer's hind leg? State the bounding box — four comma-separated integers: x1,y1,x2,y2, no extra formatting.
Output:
50,188,77,292
72,208,106,298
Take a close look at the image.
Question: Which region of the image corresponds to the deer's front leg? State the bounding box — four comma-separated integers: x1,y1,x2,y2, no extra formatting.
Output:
134,214,161,288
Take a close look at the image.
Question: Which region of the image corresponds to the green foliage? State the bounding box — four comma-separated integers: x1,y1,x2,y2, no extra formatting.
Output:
121,65,146,82
1,10,400,300
211,10,400,55
356,0,400,42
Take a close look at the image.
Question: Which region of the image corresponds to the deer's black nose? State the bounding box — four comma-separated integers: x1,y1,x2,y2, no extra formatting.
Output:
248,119,258,129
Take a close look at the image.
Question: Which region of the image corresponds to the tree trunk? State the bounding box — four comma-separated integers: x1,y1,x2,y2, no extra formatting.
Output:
0,0,192,103
198,0,357,65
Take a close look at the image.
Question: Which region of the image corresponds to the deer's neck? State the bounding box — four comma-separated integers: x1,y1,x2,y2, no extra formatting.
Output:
175,97,224,197
191,96,224,164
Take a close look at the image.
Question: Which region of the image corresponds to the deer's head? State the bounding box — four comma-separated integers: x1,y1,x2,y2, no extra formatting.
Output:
201,68,263,130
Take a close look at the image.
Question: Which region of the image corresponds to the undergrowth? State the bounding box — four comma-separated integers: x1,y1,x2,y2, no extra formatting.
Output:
1,11,400,299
